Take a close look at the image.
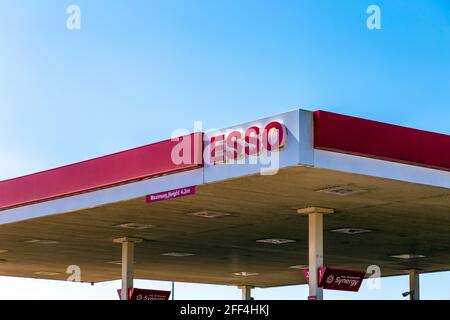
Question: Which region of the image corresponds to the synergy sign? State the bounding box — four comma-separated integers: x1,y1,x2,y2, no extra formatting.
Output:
209,121,288,164
117,288,171,301
304,267,366,292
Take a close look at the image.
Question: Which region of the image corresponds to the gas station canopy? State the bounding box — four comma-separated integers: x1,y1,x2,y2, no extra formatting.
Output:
0,110,449,288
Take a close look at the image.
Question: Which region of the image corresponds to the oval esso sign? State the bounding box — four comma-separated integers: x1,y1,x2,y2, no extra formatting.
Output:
208,121,288,164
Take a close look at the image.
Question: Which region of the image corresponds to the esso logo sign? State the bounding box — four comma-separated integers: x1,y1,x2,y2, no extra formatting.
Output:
209,121,287,164
326,275,335,284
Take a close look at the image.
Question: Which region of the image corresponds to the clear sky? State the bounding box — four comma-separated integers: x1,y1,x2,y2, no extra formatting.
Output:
0,0,449,299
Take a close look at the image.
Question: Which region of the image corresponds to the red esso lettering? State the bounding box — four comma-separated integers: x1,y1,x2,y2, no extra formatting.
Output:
262,121,287,151
210,121,287,164
244,126,260,156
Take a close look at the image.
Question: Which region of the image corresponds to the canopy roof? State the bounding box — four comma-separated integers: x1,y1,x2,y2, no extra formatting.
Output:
0,110,449,287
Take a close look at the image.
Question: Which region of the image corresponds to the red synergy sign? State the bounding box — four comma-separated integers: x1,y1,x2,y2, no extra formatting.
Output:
117,288,171,301
209,121,288,164
304,267,366,292
145,186,196,204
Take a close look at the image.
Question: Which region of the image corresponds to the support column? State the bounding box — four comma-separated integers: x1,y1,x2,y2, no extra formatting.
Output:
114,237,142,300
238,285,253,300
298,207,334,300
409,269,420,300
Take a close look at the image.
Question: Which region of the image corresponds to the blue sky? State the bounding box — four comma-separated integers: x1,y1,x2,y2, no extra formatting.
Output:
0,0,449,299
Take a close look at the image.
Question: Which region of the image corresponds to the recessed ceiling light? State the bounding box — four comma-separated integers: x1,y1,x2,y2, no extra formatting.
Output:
33,271,60,276
289,265,308,270
115,223,155,230
26,239,59,245
317,186,367,196
187,211,231,218
160,252,194,257
105,260,137,265
390,254,426,259
0,249,8,254
232,272,259,277
256,238,296,245
331,228,373,235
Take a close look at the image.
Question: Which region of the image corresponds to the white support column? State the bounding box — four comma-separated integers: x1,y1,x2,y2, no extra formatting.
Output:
298,207,334,300
114,237,142,300
409,269,420,300
239,285,253,300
